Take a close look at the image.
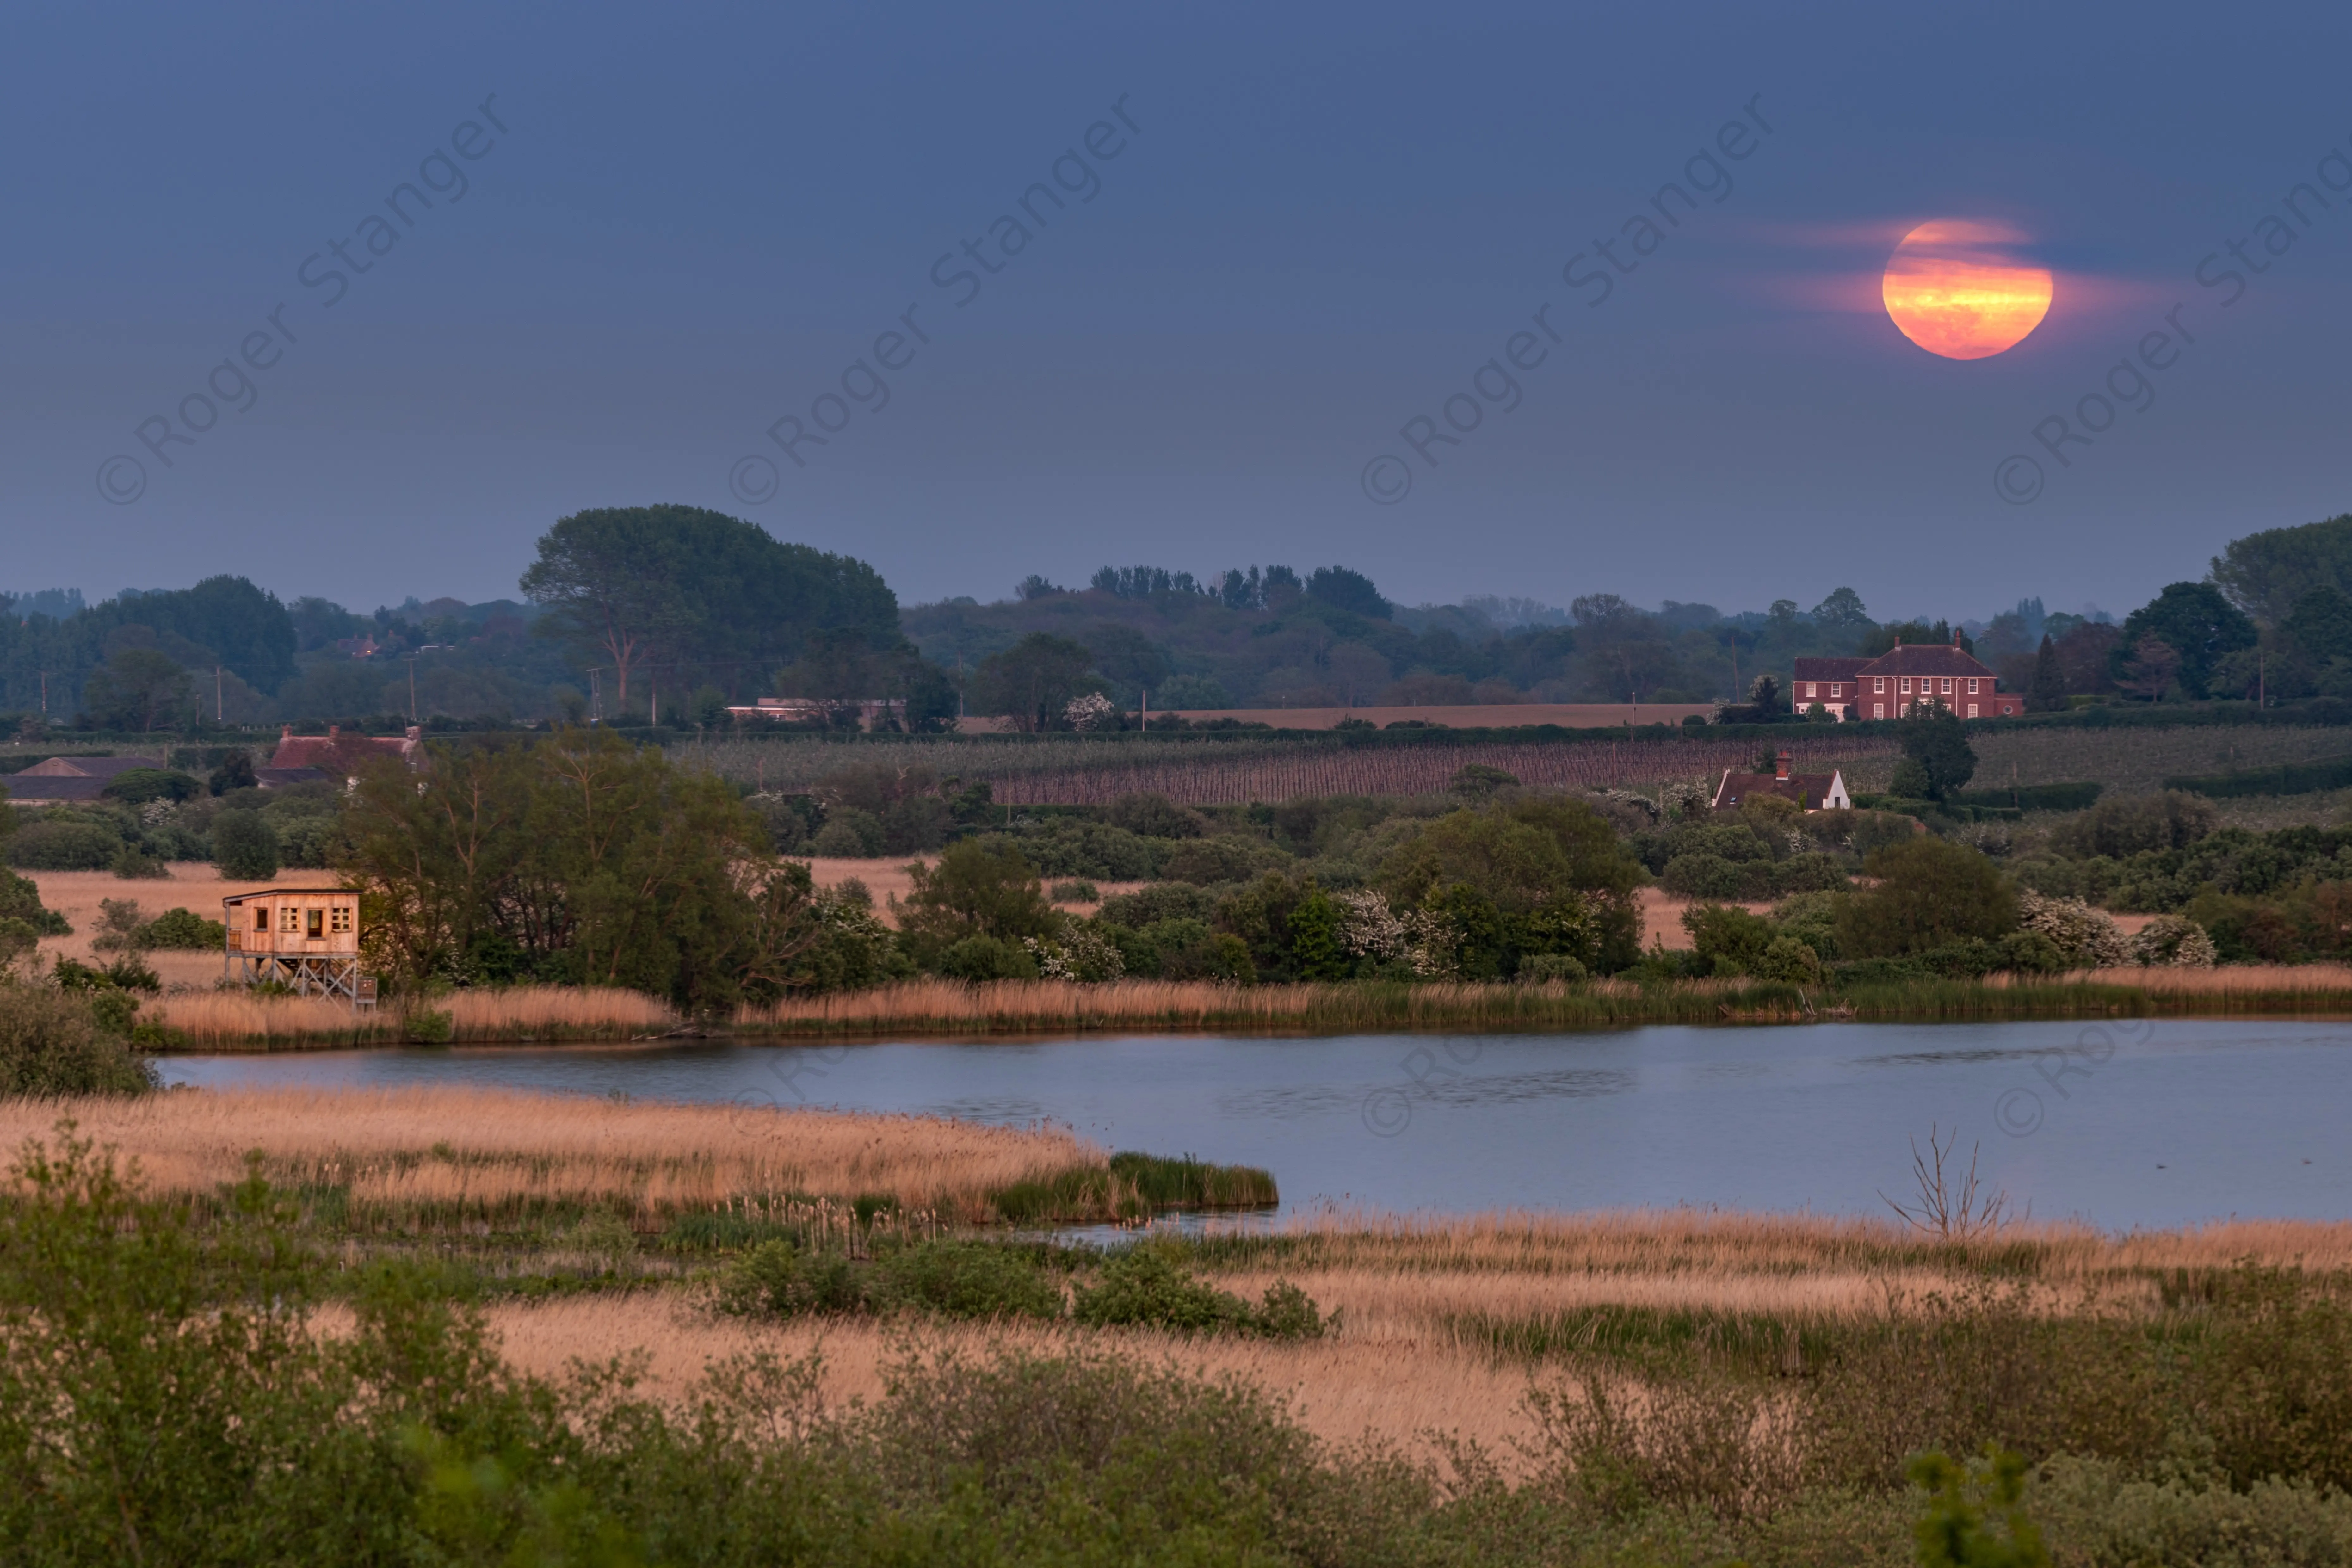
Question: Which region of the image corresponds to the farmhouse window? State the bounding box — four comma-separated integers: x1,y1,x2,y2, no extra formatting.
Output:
331,906,353,934
1873,703,1885,719
280,907,301,934
254,909,268,931
306,908,324,940
1874,677,1886,694
1900,678,1912,694
1968,704,1980,718
1968,678,1980,694
1941,678,1954,694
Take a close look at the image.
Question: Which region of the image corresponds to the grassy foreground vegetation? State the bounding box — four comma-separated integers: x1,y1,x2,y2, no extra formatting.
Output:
8,1093,2352,1565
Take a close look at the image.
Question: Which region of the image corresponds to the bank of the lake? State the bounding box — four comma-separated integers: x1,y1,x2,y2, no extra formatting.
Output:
145,966,2352,1051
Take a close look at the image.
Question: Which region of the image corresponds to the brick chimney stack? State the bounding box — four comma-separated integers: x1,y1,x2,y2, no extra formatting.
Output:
1774,750,1791,780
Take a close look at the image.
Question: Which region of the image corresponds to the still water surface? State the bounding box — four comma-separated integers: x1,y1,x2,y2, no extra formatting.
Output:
164,1020,2352,1231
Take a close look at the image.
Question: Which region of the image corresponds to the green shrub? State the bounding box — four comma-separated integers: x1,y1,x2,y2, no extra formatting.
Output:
1069,1247,1318,1337
1006,821,1157,880
99,768,202,805
1756,935,1823,984
1096,882,1216,928
0,919,39,968
1910,1447,2050,1568
139,907,228,950
1251,1280,1327,1340
1160,835,1288,885
867,1241,1064,1322
0,870,69,936
110,847,170,879
1838,838,2016,958
809,806,885,857
1047,879,1099,904
403,1008,454,1044
1773,852,1849,893
9,818,124,871
2050,789,2218,859
1104,792,1206,839
713,1239,864,1318
1519,952,1588,983
1662,852,1744,900
211,811,280,879
0,985,158,1094
939,934,1040,982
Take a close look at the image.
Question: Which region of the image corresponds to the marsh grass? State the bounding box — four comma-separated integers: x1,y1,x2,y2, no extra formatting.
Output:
154,984,678,1047
122,967,2352,1053
0,1085,1110,1226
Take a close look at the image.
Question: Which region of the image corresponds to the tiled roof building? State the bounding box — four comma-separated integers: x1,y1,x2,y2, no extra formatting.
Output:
269,725,423,772
1791,633,2022,722
1712,750,1853,813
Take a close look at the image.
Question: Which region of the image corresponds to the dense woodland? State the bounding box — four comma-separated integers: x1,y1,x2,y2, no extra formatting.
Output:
8,508,2352,734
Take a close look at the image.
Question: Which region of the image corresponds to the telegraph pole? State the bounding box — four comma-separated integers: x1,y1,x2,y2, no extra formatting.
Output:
216,666,224,723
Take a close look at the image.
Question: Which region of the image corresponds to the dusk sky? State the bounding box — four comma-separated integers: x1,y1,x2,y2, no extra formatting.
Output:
7,1,2349,621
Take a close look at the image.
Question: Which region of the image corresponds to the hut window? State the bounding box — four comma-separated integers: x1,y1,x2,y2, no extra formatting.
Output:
254,908,268,931
280,907,301,934
330,905,353,934
306,908,324,940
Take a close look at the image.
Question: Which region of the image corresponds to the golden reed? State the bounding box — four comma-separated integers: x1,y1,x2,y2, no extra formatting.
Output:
0,1084,1102,1222
136,967,2352,1051
152,985,678,1047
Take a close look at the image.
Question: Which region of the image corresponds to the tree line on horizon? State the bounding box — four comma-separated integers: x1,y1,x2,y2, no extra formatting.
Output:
8,507,2352,736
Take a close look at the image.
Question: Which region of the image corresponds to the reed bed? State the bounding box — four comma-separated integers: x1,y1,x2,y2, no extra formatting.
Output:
135,969,2352,1053
152,985,679,1048
0,1085,1105,1223
1216,1206,2352,1281
731,971,2352,1038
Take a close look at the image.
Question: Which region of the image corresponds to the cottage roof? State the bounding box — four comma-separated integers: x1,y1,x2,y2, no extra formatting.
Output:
1714,771,1846,812
270,725,421,771
1792,657,1870,682
13,754,165,778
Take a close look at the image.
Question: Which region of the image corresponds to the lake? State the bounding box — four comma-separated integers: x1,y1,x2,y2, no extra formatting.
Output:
162,1019,2352,1231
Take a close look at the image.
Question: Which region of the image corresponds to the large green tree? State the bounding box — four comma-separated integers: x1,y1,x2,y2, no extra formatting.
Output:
77,648,194,731
2211,513,2352,625
1837,838,2016,957
2284,586,2352,666
968,633,1099,732
770,627,959,731
1892,703,1978,799
520,505,899,709
338,730,831,1006
2111,581,2256,698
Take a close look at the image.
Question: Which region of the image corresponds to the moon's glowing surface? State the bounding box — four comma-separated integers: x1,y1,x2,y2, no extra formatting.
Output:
1881,220,2053,359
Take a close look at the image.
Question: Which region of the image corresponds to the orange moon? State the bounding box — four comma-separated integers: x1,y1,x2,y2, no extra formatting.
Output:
1881,220,2053,359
